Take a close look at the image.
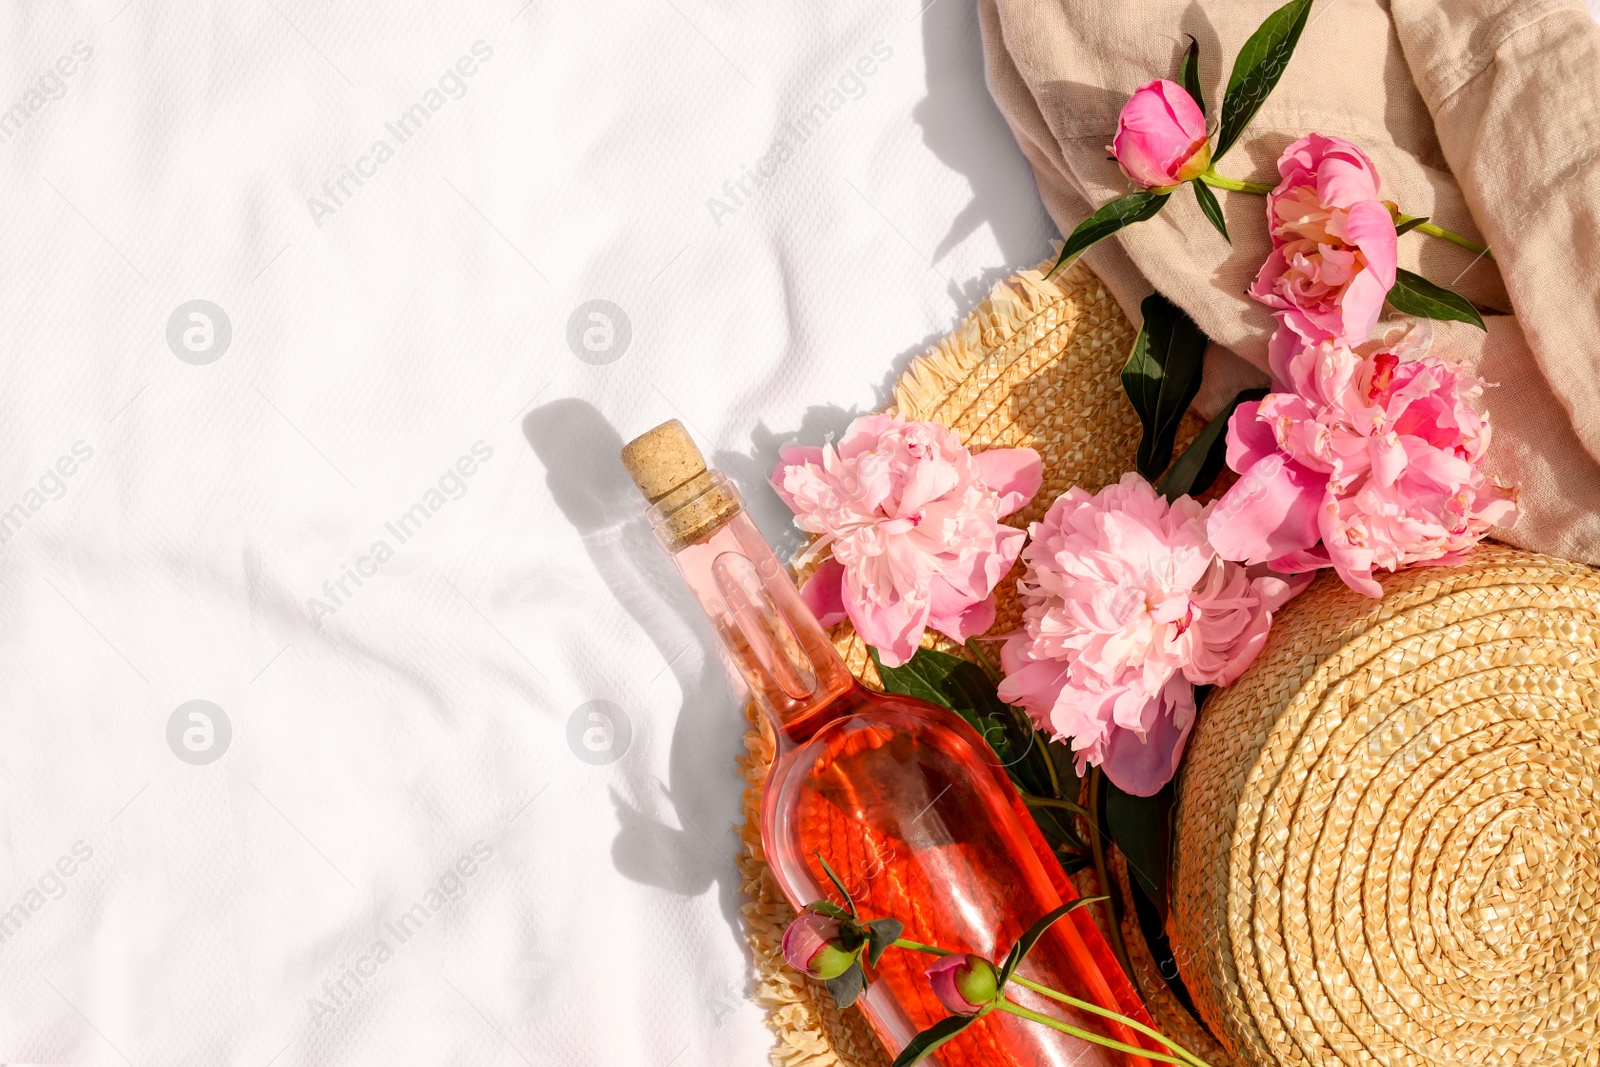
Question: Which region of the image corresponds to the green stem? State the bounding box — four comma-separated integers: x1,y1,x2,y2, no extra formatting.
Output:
995,999,1187,1067
891,936,952,956
1037,730,1065,799
1205,172,1495,260
1088,767,1136,983
889,939,1209,1067
1197,169,1273,195
1021,793,1094,820
1010,976,1215,1067
964,637,1002,684
1410,219,1493,259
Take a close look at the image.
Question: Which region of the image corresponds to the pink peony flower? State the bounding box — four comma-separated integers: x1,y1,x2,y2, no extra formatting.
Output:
1110,79,1212,190
925,953,1001,1016
997,474,1299,796
1207,330,1519,596
1248,134,1398,347
781,912,857,980
772,414,1041,668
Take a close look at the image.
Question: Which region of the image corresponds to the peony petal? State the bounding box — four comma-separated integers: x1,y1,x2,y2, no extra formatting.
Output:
1336,199,1398,343
1319,509,1383,597
974,447,1043,516
1268,546,1330,574
843,576,928,668
1248,249,1293,311
1207,453,1328,566
997,645,1072,732
778,444,826,469
798,558,849,627
771,446,826,512
1346,199,1397,290
896,453,959,516
928,591,997,645
835,413,899,459
1099,676,1195,796
1224,401,1279,475
1314,138,1383,208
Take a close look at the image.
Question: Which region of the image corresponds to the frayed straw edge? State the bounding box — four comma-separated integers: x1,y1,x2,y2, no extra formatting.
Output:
892,252,1092,419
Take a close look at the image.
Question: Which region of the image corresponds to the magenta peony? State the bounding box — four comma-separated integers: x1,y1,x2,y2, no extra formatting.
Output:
1248,134,1398,347
925,953,1001,1016
1207,331,1519,597
780,912,857,980
997,474,1299,796
772,414,1041,668
1110,79,1212,190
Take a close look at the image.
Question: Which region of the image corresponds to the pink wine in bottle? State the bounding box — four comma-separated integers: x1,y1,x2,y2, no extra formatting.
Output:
621,421,1157,1067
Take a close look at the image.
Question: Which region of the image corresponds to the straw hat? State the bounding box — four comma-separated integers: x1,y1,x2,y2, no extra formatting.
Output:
735,253,1598,1066
1171,545,1600,1067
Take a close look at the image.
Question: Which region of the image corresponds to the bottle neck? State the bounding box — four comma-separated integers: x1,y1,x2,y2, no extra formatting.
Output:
648,474,856,744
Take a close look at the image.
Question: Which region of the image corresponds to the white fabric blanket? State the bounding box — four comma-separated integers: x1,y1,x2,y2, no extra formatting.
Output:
0,1,1056,1063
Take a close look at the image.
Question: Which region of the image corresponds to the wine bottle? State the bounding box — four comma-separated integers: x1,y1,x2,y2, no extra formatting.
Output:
620,421,1157,1067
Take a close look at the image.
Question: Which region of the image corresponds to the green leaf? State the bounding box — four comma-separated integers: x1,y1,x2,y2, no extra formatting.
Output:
806,900,852,921
1394,214,1429,236
890,1014,980,1067
871,648,1032,782
1122,292,1209,482
1154,386,1268,500
1192,179,1228,242
872,648,1088,857
1047,739,1082,803
1044,192,1170,279
824,963,866,1010
1058,852,1094,876
814,852,857,919
1104,781,1176,919
1125,870,1205,1019
1386,267,1486,330
864,918,904,967
1214,0,1315,160
997,896,1101,984
1180,35,1205,114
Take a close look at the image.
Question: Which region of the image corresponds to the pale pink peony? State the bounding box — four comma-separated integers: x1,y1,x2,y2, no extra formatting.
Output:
1110,79,1212,190
772,414,1042,668
997,474,1299,796
1248,134,1398,347
1207,330,1519,597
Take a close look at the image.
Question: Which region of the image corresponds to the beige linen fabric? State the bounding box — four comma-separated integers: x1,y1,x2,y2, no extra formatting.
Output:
978,0,1600,564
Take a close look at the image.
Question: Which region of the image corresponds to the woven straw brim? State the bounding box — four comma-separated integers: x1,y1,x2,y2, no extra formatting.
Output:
737,255,1222,1065
1172,545,1600,1066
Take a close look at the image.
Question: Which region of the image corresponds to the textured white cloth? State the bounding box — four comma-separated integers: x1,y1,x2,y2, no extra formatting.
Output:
0,1,1053,1064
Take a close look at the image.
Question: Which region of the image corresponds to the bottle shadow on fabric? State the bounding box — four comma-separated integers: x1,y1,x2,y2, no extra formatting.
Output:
521,399,747,940
913,0,1055,310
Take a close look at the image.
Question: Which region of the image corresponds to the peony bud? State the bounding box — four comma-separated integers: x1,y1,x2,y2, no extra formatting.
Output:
1110,79,1212,190
781,912,858,980
925,953,1002,1016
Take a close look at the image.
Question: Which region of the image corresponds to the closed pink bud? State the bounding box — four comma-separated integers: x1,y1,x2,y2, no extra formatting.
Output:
925,953,1001,1016
781,912,857,980
1111,80,1211,190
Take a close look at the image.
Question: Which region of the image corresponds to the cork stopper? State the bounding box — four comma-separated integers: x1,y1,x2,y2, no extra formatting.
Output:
620,420,742,547
620,419,705,503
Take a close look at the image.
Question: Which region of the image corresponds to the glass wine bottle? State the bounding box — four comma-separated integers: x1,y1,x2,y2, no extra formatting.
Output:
621,421,1158,1067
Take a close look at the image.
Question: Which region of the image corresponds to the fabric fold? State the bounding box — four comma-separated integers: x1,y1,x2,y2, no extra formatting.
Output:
978,0,1600,565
